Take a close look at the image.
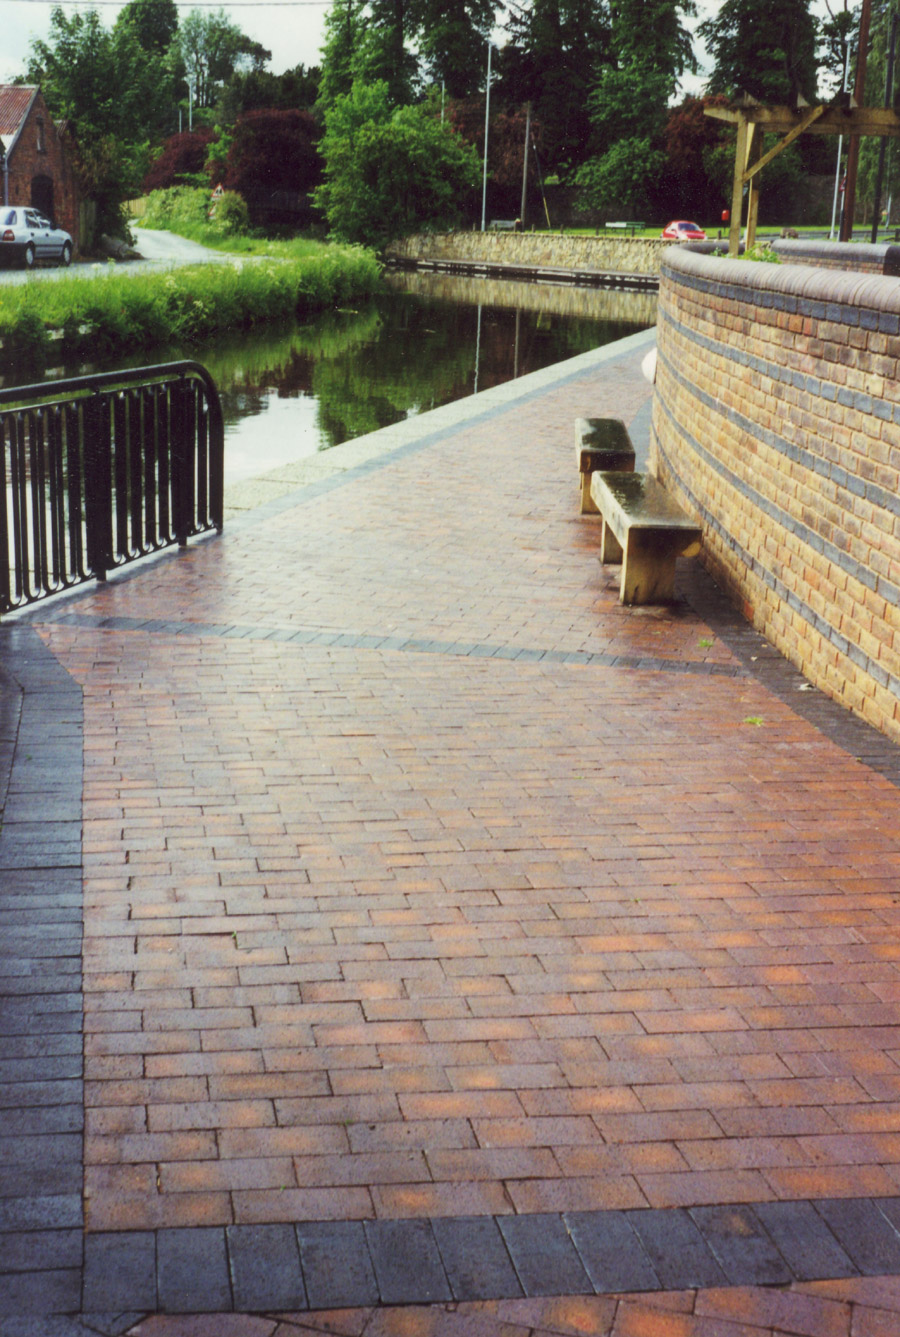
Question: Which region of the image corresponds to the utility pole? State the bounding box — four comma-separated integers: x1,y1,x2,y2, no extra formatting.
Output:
840,0,873,241
481,42,492,231
871,13,898,240
519,102,531,228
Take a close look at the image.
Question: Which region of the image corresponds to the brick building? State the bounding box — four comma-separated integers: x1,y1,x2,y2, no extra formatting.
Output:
0,85,83,252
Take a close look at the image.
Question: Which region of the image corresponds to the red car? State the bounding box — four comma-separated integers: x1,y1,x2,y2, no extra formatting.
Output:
661,220,707,241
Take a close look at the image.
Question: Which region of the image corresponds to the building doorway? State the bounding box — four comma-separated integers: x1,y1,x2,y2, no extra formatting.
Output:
31,174,54,221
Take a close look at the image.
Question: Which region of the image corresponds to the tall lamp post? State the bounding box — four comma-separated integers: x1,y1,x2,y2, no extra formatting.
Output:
840,0,873,241
481,42,492,232
830,40,852,239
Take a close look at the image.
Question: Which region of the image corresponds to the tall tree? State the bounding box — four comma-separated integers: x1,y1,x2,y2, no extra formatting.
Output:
114,0,179,56
416,0,498,98
176,8,271,109
28,5,174,231
318,0,364,108
315,79,480,244
218,65,320,122
610,0,696,82
698,0,819,104
498,0,613,174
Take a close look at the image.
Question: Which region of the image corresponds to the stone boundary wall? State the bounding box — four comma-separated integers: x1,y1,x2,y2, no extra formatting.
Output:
386,231,668,276
653,242,900,741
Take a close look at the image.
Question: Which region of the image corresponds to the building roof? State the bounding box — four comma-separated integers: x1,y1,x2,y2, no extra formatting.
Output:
0,86,39,157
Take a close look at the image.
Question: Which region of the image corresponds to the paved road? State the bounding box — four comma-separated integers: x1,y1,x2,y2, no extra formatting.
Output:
0,227,231,285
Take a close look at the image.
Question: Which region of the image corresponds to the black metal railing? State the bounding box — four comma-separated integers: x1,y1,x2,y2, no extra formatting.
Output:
0,361,223,615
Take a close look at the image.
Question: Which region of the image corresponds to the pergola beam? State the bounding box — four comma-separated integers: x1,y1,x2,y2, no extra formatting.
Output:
706,104,900,137
707,101,900,256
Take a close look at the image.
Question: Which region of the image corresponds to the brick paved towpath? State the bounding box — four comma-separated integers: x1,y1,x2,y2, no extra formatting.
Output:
6,327,900,1334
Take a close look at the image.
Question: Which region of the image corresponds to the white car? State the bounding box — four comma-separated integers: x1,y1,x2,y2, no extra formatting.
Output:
0,207,73,269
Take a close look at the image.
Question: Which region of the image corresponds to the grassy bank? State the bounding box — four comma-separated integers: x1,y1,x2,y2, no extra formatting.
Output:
0,240,383,371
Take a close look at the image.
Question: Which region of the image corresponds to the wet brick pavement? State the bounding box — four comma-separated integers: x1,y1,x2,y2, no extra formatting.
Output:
4,329,900,1333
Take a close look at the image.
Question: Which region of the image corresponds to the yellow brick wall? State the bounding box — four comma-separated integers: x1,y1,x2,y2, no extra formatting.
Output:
654,245,900,742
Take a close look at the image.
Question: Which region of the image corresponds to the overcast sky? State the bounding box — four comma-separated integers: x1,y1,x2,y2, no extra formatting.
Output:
1,0,335,83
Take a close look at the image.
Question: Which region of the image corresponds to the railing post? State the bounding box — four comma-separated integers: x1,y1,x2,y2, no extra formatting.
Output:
0,419,11,616
170,376,191,549
83,390,113,581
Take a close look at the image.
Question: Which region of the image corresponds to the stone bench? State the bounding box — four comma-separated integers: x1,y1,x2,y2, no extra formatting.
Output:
575,417,636,514
589,470,702,605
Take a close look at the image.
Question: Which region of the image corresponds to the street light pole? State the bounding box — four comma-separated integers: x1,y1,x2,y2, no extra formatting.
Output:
830,40,852,239
481,42,492,232
520,101,531,228
840,0,873,241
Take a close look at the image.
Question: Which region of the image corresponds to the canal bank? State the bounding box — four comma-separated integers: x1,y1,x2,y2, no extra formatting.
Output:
385,230,668,287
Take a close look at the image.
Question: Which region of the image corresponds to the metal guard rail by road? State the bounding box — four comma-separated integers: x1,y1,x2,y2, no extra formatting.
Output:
0,360,224,615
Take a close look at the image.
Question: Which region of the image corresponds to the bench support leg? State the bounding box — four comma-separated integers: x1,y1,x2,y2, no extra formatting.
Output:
620,533,679,605
580,472,599,514
600,519,623,564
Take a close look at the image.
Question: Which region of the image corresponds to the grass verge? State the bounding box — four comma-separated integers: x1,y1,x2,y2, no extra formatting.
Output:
0,241,383,373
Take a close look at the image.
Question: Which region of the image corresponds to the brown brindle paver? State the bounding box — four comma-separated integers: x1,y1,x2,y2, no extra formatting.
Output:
9,330,900,1327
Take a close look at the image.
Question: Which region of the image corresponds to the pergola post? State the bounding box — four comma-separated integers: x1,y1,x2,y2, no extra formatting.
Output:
729,115,749,256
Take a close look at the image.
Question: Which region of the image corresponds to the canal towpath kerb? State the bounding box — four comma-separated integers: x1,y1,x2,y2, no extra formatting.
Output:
5,327,900,1334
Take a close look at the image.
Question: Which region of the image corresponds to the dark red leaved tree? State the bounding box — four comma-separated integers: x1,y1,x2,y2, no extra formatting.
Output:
142,130,215,192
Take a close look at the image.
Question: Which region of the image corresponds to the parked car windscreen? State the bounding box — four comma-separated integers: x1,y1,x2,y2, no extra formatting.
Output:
2,210,16,226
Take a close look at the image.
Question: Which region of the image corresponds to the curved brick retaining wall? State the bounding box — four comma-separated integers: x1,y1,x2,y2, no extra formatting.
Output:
653,241,900,741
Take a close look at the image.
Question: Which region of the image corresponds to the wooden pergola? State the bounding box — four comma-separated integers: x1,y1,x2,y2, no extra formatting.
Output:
705,98,900,256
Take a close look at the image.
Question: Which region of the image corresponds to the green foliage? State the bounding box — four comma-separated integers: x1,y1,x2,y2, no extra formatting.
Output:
499,0,612,175
315,81,480,245
742,242,781,261
586,61,672,156
850,3,900,226
3,306,49,375
213,190,250,235
217,64,320,122
175,7,271,109
28,4,176,239
318,0,368,109
698,0,818,104
575,137,666,216
114,0,179,56
701,132,807,225
611,0,697,83
142,186,211,231
414,0,497,98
